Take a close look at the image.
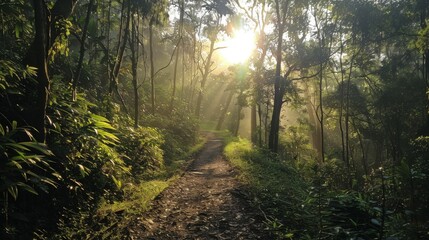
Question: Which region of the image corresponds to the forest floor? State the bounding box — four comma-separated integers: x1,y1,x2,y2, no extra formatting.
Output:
128,133,271,239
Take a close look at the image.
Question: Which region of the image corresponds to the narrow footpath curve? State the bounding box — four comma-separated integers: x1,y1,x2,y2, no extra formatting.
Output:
128,134,271,239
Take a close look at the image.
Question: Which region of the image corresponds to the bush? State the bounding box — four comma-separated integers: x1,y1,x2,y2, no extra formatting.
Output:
117,126,165,177
143,110,198,161
0,122,57,238
48,81,127,199
42,81,128,238
224,138,309,238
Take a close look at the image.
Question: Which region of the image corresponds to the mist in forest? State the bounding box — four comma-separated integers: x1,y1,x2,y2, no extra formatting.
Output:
1,0,429,239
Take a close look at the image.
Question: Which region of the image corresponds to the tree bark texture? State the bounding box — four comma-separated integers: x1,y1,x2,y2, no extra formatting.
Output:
22,0,78,142
268,0,287,152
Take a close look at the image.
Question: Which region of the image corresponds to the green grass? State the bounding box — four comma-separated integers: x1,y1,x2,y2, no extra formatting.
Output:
224,138,309,238
98,180,170,216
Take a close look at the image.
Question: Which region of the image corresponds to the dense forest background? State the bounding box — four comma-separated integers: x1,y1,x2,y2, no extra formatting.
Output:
1,0,429,239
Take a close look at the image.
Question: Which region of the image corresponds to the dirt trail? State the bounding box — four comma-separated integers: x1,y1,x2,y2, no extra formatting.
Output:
128,134,271,239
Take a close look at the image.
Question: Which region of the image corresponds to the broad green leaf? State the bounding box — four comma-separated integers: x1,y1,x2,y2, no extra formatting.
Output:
89,114,110,123
96,129,119,143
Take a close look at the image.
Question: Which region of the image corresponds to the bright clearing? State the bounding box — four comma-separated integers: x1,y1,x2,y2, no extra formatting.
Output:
219,30,256,64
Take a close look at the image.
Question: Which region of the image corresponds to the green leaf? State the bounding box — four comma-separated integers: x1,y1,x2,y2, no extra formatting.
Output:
373,207,382,213
7,160,23,170
20,142,53,156
15,25,21,38
4,143,31,152
77,164,90,177
371,218,381,227
16,182,38,195
89,114,110,123
96,129,119,143
111,175,122,189
8,185,18,200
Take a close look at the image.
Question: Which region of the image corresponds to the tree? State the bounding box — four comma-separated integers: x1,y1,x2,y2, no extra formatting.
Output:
194,0,232,118
268,0,309,152
109,0,131,114
22,0,79,142
233,0,271,145
129,2,140,128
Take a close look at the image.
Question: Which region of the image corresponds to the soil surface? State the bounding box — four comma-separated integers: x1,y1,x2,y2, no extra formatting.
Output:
128,134,271,239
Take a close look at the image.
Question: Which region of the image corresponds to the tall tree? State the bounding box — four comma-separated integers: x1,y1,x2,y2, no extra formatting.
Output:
109,0,131,114
195,24,219,118
129,5,140,128
170,0,185,111
234,0,271,145
72,0,96,92
23,0,79,141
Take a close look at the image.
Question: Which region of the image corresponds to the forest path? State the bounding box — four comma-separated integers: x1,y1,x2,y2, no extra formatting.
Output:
128,133,270,239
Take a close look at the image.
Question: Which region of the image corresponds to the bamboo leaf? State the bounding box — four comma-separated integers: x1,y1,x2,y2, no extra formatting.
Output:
8,185,18,200
16,182,38,195
20,142,53,156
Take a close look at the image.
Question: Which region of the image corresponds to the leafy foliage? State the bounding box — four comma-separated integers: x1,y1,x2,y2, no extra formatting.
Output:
0,60,37,93
117,126,165,177
224,138,309,238
48,81,127,195
143,110,199,161
0,121,57,237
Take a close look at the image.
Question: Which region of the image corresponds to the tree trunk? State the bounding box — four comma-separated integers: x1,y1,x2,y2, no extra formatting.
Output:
216,89,234,130
21,0,79,142
318,63,325,162
72,0,95,92
268,0,285,152
170,2,185,111
304,82,322,158
110,0,130,114
195,35,216,118
170,38,181,111
234,104,243,137
251,43,268,145
27,0,49,142
257,103,263,147
251,103,257,143
149,20,156,115
130,13,139,128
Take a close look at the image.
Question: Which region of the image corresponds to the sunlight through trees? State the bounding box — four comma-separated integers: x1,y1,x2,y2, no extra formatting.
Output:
1,0,429,238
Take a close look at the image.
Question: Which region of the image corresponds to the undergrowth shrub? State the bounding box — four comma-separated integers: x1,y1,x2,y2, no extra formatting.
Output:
224,137,398,239
116,125,165,178
143,110,198,161
43,81,128,239
48,81,127,199
0,122,57,239
224,138,309,238
305,163,379,240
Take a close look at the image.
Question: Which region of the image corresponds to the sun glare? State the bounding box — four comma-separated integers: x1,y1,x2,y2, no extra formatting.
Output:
219,30,255,64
